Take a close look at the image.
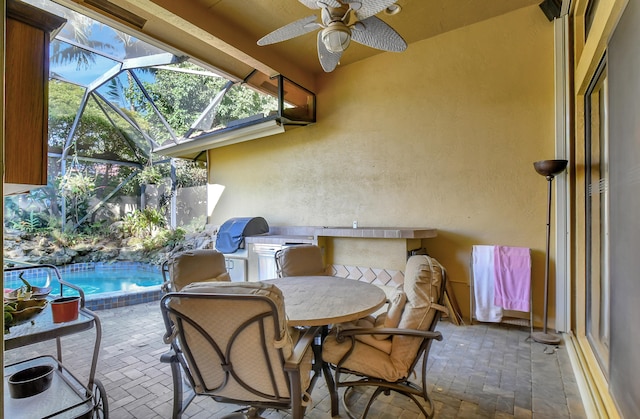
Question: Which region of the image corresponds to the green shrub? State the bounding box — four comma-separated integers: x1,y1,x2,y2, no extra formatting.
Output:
137,166,162,185
141,227,185,251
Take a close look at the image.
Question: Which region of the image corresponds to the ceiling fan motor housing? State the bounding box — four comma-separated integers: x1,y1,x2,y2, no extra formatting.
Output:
322,22,351,52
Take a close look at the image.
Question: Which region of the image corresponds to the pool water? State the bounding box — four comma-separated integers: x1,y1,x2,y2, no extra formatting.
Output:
4,265,164,297
4,263,165,310
56,269,164,296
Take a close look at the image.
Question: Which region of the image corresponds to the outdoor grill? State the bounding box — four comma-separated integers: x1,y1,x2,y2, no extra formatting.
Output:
214,217,269,282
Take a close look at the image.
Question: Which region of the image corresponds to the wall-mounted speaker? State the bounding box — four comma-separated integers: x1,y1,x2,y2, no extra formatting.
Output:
539,0,562,21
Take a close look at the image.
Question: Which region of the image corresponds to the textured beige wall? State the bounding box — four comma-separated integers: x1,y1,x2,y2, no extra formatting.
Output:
207,5,556,323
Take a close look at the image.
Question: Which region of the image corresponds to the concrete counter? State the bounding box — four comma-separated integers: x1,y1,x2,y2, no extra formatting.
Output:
317,227,437,239
245,226,438,241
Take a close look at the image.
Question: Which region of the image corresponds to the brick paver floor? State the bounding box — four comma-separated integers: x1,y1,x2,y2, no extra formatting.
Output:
4,301,587,418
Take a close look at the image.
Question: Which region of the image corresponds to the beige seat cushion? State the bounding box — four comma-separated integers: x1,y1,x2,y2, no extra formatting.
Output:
351,318,393,354
178,281,314,394
323,255,445,381
334,286,406,353
278,245,326,277
169,249,228,291
390,256,445,375
372,288,407,340
203,272,231,282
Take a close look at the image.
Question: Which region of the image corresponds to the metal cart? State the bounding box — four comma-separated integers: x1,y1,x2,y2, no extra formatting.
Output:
3,264,108,418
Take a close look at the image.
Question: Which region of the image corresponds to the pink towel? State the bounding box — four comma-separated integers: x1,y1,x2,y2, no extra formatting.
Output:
493,246,531,312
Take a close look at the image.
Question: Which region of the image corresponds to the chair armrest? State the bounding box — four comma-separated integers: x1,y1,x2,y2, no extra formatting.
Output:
334,326,443,342
160,350,178,363
161,260,171,292
285,326,321,369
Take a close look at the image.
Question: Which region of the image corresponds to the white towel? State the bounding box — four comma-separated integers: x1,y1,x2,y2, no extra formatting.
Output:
472,245,503,322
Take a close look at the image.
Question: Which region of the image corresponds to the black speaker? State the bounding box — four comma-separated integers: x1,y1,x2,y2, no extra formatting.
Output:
539,0,562,21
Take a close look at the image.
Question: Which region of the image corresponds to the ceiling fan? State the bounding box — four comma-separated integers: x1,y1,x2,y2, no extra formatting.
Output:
257,0,407,72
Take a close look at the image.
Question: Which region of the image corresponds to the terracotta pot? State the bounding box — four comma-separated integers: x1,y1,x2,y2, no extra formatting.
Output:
51,296,80,323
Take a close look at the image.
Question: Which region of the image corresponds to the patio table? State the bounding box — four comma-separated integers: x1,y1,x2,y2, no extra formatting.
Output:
262,275,387,416
262,276,387,327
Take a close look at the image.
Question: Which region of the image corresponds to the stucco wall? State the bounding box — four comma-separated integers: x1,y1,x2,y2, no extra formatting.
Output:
207,5,556,323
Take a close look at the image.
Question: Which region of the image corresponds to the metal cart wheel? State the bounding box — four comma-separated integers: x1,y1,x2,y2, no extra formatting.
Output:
91,379,109,418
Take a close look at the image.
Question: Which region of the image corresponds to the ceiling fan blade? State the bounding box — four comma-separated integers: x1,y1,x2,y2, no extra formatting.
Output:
257,15,322,46
317,32,342,72
298,0,342,9
350,16,407,52
343,0,396,20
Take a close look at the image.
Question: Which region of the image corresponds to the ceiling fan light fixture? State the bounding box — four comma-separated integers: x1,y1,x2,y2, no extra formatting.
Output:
322,24,351,53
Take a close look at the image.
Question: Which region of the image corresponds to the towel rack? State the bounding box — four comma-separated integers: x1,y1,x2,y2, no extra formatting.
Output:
469,245,533,331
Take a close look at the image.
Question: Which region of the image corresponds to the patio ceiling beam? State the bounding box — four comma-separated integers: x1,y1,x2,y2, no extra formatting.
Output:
55,34,123,62
48,152,143,168
121,52,184,70
85,62,123,92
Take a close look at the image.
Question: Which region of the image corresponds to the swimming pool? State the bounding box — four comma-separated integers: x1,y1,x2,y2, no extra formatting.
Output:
4,262,165,311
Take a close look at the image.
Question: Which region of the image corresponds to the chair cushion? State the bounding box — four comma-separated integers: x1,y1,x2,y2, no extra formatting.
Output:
201,272,231,283
323,333,399,380
278,245,326,277
177,281,313,394
390,255,445,374
339,286,406,352
170,249,227,291
351,317,393,354
372,288,407,340
323,255,446,381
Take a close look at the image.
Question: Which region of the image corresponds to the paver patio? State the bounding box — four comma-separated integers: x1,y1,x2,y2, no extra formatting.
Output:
4,301,586,418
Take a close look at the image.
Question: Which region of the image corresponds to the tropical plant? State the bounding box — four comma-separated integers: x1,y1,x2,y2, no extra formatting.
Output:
141,227,186,251
137,165,163,185
3,190,56,235
121,208,166,238
175,160,207,187
9,211,41,234
56,170,96,227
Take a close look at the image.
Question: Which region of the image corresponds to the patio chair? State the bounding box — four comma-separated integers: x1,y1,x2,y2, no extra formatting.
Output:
162,249,230,292
275,245,327,277
322,255,448,418
160,281,321,419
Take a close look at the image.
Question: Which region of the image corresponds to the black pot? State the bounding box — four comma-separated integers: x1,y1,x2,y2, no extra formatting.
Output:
8,364,55,398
